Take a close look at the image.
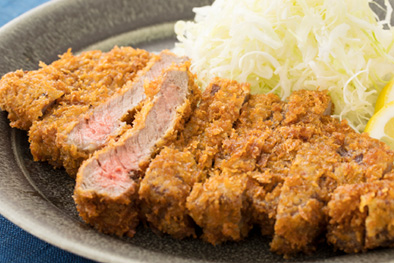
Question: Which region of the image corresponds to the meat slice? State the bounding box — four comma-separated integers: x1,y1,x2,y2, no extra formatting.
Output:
216,93,286,237
179,78,251,169
184,95,280,244
327,180,394,253
269,139,342,256
26,47,151,170
247,91,343,238
139,147,202,239
139,79,250,239
270,132,394,257
187,172,253,245
74,62,198,237
0,46,150,130
58,50,187,175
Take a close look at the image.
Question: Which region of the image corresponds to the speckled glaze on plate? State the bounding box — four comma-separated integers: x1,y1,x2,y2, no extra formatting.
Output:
0,0,394,262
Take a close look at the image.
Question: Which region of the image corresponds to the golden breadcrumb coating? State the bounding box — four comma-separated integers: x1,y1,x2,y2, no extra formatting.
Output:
327,180,394,253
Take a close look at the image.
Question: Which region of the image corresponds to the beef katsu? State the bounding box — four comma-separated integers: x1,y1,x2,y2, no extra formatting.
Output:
1,46,394,259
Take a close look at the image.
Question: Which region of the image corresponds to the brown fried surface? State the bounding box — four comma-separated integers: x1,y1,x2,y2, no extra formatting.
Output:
139,147,203,239
240,91,341,243
179,78,251,169
174,90,338,246
270,139,342,255
187,172,253,244
0,67,64,130
327,180,394,253
74,179,140,238
268,115,394,256
181,79,251,242
184,89,394,256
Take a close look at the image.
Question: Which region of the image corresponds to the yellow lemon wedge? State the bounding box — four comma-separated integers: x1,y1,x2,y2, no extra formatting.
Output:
365,100,394,150
375,78,394,113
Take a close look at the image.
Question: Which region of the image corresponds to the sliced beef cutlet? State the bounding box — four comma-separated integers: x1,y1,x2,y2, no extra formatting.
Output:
0,46,150,130
74,62,199,237
57,50,187,175
139,79,250,240
187,171,254,244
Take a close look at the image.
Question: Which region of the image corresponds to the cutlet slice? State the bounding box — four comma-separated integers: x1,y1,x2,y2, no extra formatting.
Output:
74,62,198,237
180,78,251,168
270,139,342,256
216,93,285,169
218,93,285,236
0,46,150,130
327,180,394,253
0,69,64,130
139,147,202,239
58,51,187,175
186,128,271,245
337,132,394,182
187,172,254,245
27,47,151,170
237,91,335,237
270,132,394,257
250,90,335,183
185,93,280,245
139,79,250,239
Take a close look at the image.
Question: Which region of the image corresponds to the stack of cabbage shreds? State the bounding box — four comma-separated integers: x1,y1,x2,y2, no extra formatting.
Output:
174,0,394,132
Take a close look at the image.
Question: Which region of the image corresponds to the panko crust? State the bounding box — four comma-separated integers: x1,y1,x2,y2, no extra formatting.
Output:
139,147,203,239
187,173,253,245
327,181,394,253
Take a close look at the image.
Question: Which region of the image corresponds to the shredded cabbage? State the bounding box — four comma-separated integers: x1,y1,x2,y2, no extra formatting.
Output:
174,0,394,131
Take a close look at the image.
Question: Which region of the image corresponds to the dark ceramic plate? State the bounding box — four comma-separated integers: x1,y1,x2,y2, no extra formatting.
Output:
0,0,394,262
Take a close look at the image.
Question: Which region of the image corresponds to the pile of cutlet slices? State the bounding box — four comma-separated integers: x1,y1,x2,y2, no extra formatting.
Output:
1,46,394,258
